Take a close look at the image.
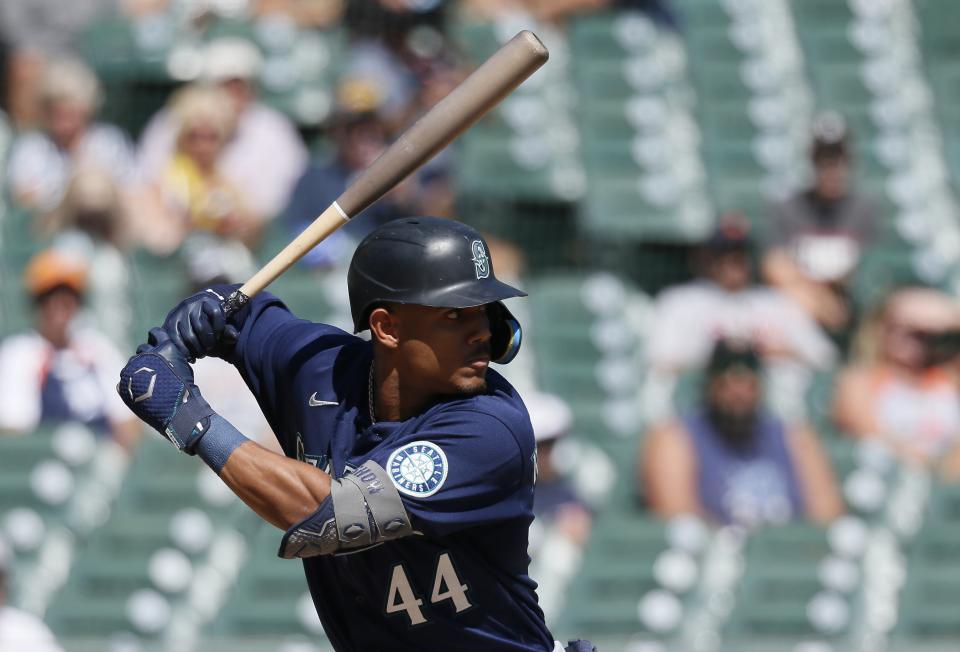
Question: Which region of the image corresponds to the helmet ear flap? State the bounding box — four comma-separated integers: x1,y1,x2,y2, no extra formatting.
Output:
487,301,522,365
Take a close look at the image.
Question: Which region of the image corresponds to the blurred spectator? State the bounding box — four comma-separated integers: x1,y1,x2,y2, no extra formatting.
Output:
835,287,960,476
460,0,679,27
283,76,419,267
763,112,878,354
0,250,138,448
0,109,11,180
641,340,843,527
44,167,133,347
526,392,592,623
0,538,63,652
252,0,344,27
6,58,136,214
138,37,308,224
141,84,258,277
643,214,837,421
346,0,446,48
529,392,593,542
0,0,113,128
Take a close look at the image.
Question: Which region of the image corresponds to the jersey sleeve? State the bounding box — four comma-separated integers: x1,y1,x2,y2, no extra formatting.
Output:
367,408,534,537
213,285,355,430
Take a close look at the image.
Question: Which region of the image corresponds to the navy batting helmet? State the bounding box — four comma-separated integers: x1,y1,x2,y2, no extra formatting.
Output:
347,216,525,364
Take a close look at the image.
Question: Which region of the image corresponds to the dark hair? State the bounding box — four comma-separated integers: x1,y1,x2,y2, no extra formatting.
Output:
811,111,850,162
32,283,84,307
707,339,760,377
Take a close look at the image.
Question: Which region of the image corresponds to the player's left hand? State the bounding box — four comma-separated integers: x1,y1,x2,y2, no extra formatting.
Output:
160,289,239,362
118,332,216,454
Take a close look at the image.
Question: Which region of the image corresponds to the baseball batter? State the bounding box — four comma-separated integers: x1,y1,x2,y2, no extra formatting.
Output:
118,217,594,651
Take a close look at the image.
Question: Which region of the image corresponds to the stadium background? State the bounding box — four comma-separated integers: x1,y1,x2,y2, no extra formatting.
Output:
0,0,959,650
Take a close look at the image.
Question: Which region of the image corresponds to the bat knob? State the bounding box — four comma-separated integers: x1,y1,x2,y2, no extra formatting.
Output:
222,289,250,318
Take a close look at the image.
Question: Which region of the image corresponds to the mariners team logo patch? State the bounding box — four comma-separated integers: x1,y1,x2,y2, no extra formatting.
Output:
388,441,448,498
471,240,490,280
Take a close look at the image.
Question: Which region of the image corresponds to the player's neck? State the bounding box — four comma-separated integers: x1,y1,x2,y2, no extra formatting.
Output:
372,358,433,422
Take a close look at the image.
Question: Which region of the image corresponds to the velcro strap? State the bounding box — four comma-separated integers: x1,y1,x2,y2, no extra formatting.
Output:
167,392,216,450
330,477,373,547
342,462,412,541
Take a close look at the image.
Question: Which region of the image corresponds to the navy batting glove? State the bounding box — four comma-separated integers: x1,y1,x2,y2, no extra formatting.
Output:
118,339,216,454
162,288,239,361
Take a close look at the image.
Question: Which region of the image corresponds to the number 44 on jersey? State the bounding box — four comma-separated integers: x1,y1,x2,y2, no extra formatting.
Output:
386,552,472,625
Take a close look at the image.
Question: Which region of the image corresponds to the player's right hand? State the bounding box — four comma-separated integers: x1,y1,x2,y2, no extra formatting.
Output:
161,288,239,361
118,336,216,454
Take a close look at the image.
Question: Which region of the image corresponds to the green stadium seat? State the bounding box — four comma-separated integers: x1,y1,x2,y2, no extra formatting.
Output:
685,27,742,63
809,64,872,106
899,560,960,637
568,11,659,60
789,0,854,24
689,62,751,101
580,179,709,243
562,515,668,635
729,525,835,638
572,60,680,100
579,103,643,141
799,28,861,66
702,139,765,177
672,0,731,27
208,522,313,637
697,103,759,141
46,595,133,636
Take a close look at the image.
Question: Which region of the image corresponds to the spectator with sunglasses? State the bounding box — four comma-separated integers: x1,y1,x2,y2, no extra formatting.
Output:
835,287,960,476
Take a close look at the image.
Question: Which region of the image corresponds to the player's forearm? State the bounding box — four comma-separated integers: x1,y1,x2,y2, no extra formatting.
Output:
218,439,332,530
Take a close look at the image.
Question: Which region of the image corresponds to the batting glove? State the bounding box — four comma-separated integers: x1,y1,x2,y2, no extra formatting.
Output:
161,287,239,362
118,337,216,454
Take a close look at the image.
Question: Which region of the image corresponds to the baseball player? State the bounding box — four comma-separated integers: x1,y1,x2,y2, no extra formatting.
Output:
118,217,594,651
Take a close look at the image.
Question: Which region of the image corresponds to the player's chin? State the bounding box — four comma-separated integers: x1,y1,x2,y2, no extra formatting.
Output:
451,368,488,396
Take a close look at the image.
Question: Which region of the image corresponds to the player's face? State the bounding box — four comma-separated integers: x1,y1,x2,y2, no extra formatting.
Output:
395,304,492,396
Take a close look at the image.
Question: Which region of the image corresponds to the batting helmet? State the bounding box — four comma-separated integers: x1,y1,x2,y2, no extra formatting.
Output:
348,216,525,364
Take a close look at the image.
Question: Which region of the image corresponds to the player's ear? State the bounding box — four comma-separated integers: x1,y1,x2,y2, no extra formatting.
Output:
369,306,399,349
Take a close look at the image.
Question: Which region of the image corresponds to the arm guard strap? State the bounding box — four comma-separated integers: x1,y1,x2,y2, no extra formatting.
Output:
278,460,413,559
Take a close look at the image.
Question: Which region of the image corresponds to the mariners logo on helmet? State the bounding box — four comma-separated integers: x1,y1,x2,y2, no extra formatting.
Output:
471,240,490,280
388,441,448,497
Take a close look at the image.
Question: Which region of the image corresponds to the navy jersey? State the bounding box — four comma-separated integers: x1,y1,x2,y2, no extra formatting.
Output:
223,290,554,652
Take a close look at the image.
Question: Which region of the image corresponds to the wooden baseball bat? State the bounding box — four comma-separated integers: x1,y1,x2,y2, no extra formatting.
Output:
223,30,549,315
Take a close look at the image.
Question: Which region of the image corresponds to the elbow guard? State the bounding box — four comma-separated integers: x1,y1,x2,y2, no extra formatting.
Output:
278,461,413,559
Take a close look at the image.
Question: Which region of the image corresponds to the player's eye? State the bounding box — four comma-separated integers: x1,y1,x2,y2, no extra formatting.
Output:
445,309,461,320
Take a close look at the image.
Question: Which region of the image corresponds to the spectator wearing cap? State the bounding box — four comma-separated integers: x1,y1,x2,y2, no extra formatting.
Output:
0,0,112,129
526,392,592,623
835,288,960,477
641,339,843,527
643,213,837,422
44,166,133,348
282,75,420,268
0,538,63,652
0,250,138,448
763,112,879,354
6,57,137,214
138,37,308,223
528,392,593,540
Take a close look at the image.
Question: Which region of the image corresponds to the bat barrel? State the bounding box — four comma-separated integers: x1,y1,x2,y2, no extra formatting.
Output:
335,30,548,218
230,31,548,305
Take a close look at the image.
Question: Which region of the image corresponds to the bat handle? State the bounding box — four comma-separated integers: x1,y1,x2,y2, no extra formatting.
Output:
222,289,250,318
